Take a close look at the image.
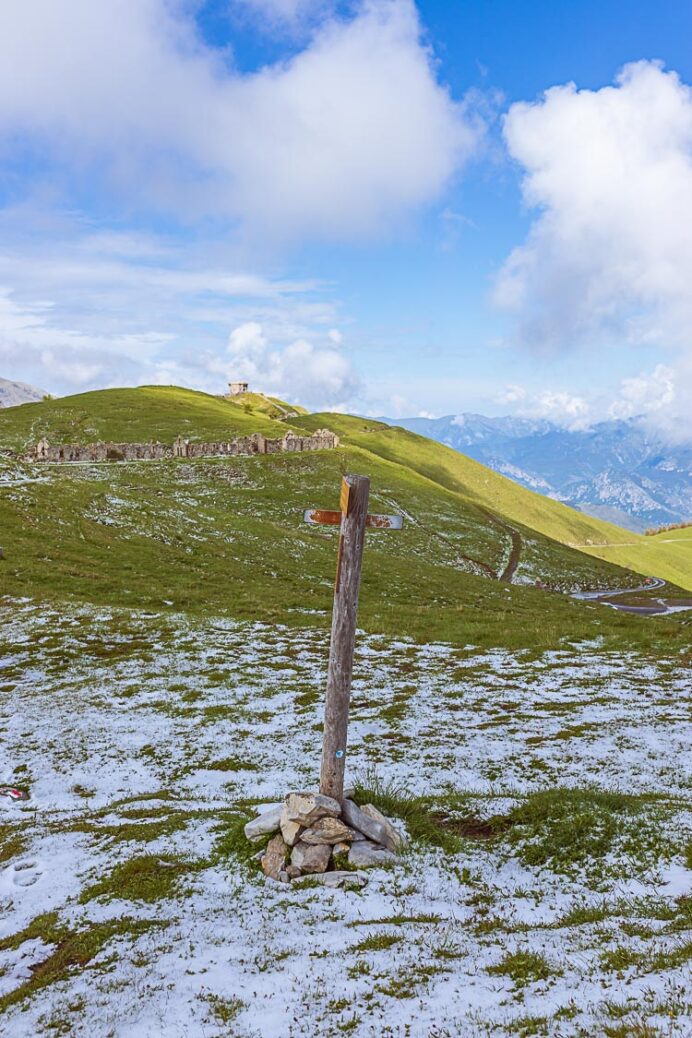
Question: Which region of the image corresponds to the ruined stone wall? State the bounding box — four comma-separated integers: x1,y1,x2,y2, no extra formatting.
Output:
27,428,339,463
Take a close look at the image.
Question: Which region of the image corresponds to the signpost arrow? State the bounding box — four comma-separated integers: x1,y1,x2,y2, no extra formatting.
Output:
304,475,403,801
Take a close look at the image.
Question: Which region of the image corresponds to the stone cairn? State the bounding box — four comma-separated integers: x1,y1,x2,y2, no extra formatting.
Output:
244,790,407,891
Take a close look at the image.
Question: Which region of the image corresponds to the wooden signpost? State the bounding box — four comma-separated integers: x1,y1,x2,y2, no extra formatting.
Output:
304,475,403,801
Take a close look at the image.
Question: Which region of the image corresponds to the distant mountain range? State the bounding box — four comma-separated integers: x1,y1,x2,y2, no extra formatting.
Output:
382,413,692,532
0,377,46,408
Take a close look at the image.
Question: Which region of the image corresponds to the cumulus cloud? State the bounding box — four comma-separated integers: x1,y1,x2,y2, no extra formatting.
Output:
609,364,676,421
496,365,692,439
220,320,360,406
0,0,478,240
503,388,592,430
494,61,692,355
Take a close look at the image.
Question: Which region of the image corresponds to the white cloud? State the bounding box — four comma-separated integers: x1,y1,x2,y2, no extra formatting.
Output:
510,390,591,430
494,365,692,440
234,0,332,30
494,61,692,356
0,0,479,241
499,383,527,404
221,320,360,406
609,364,676,421
0,212,353,397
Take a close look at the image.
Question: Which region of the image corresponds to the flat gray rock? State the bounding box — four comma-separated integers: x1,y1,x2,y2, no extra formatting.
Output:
284,792,341,827
244,804,283,842
294,870,368,890
300,817,356,845
360,803,408,852
261,833,288,881
341,799,388,846
348,840,396,868
279,805,304,847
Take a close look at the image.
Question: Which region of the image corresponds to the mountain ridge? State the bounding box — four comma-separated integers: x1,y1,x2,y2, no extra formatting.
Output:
0,376,47,408
380,413,692,533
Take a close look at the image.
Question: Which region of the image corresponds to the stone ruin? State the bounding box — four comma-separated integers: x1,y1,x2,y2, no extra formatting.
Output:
26,428,339,464
244,790,407,891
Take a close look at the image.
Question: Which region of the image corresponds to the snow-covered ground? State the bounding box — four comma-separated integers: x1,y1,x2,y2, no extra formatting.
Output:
1,599,690,1037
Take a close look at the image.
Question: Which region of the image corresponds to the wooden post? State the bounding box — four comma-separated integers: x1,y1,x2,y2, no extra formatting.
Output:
319,474,370,801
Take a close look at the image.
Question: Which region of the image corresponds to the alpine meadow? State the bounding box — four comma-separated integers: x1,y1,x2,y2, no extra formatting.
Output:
1,2,691,1037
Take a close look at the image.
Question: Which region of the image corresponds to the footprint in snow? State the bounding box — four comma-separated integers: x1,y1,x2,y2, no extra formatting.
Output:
12,861,42,887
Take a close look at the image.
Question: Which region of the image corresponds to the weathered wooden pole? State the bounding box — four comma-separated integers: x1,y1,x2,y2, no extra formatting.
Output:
303,476,402,801
319,475,370,800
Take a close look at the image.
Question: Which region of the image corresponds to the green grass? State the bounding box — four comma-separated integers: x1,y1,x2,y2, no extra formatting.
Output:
0,824,26,864
0,385,286,450
0,386,689,653
0,914,163,1014
486,949,560,988
79,853,198,903
350,932,403,953
579,534,692,593
504,788,675,878
352,779,685,883
293,412,692,592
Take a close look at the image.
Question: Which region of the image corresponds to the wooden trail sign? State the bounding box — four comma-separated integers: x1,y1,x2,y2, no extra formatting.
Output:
304,475,403,801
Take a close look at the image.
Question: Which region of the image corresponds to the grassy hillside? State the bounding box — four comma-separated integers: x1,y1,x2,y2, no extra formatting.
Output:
231,391,309,420
292,414,637,547
1,386,688,649
0,386,289,450
292,414,692,592
579,529,692,592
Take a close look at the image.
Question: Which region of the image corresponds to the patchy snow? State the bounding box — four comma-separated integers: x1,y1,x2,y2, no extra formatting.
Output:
0,599,690,1036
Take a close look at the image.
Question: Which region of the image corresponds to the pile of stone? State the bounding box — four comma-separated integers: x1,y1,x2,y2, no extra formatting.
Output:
244,791,407,890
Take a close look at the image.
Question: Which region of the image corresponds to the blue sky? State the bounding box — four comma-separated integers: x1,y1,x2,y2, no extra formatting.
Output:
0,0,691,436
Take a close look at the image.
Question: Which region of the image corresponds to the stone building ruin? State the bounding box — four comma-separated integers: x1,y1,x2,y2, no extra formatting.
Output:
227,381,249,396
27,428,339,464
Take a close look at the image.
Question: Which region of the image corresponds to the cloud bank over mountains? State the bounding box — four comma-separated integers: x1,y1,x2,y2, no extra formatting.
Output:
495,60,692,437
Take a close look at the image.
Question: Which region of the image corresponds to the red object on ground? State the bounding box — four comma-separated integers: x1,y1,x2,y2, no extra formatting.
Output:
0,787,29,801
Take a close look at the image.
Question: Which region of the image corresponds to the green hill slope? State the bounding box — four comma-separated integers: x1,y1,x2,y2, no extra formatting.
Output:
0,385,289,450
292,414,636,547
0,387,687,654
578,529,692,592
291,413,692,592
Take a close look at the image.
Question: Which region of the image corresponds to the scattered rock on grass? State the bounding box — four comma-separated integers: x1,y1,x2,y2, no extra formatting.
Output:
295,870,369,890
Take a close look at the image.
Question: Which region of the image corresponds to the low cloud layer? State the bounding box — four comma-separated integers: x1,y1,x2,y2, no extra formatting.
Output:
498,362,690,441
0,0,478,241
